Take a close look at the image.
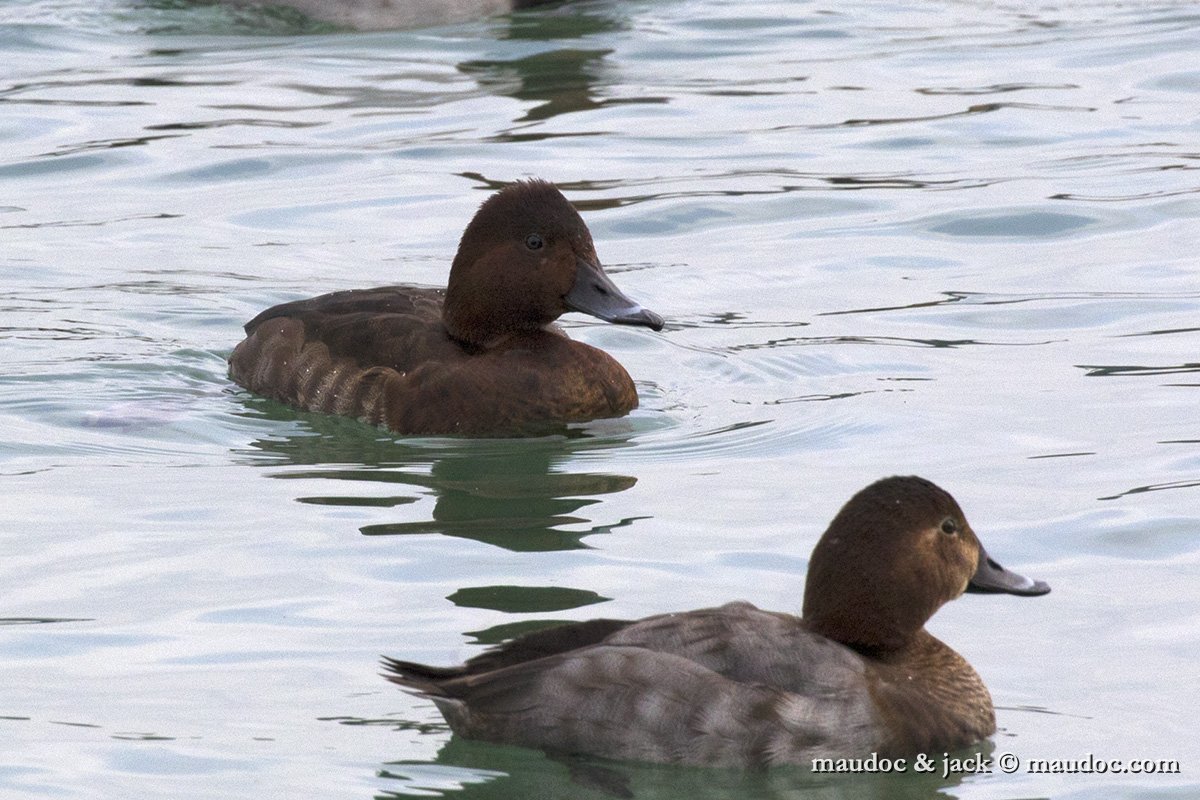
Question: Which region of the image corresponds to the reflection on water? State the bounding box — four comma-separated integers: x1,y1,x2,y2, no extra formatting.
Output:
236,398,643,552
446,584,610,612
460,0,639,123
377,736,994,800
461,48,668,125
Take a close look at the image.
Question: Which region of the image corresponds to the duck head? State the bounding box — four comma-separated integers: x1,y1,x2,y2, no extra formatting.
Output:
442,180,664,346
802,476,1049,652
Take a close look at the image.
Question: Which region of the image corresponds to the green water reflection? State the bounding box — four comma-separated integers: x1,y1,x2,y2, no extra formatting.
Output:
236,398,645,552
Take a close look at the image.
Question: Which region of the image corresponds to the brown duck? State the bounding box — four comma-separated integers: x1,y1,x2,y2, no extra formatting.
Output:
384,476,1050,766
230,180,663,436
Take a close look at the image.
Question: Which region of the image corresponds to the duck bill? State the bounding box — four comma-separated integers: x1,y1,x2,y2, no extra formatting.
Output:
966,545,1050,596
564,257,664,331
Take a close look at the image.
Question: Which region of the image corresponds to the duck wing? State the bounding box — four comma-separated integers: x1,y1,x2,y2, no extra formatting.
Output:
229,285,464,423
385,602,864,696
604,601,869,696
384,603,879,766
239,286,453,372
389,640,879,766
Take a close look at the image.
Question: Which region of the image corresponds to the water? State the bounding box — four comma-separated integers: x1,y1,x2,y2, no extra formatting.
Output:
2,0,1198,797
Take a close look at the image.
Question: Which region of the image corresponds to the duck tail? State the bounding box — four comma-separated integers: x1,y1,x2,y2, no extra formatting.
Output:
380,656,464,696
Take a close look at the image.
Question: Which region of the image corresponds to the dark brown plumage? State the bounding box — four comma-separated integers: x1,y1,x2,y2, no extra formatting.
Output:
384,476,1049,766
229,180,663,436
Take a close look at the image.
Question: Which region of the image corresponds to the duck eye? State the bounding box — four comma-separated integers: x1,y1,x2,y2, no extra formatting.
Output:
940,518,958,535
524,233,545,251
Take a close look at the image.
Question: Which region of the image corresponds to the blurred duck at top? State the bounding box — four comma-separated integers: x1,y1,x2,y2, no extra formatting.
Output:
212,0,560,30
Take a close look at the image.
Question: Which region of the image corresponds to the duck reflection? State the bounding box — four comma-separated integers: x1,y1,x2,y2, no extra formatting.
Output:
458,9,667,125
235,399,643,552
175,3,664,124
460,46,667,125
354,456,640,552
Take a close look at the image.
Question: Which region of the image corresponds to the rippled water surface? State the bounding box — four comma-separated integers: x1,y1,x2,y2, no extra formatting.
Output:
2,0,1198,797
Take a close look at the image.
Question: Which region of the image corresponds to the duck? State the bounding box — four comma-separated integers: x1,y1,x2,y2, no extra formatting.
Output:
229,180,663,436
383,476,1050,766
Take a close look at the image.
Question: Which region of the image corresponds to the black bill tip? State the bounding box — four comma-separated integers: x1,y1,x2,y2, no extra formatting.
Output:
966,546,1050,596
564,258,664,331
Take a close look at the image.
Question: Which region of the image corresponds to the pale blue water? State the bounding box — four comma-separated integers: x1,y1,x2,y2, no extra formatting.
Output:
2,0,1198,797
